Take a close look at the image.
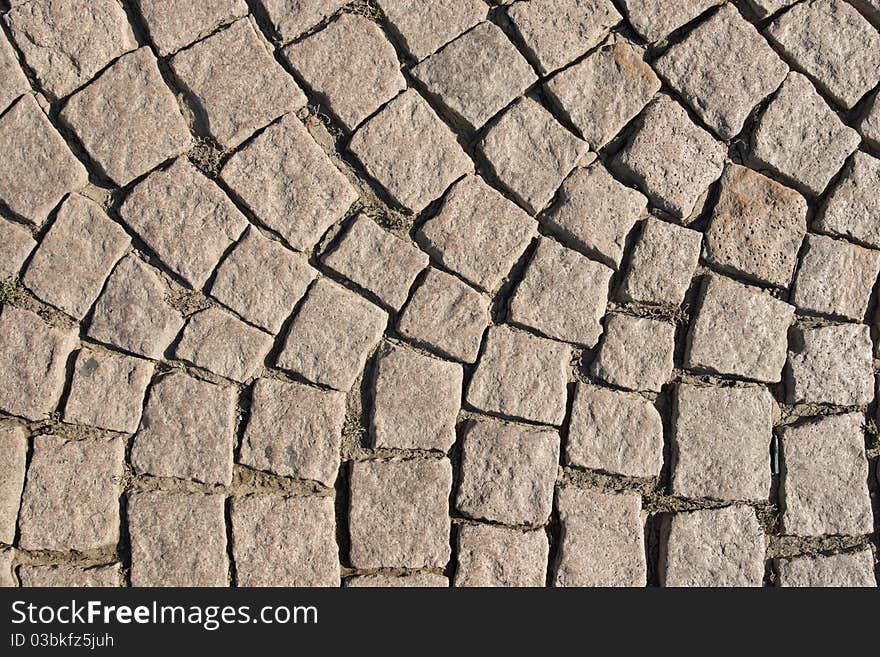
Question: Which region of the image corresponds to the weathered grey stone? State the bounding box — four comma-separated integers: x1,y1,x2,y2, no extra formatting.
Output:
59,48,191,186
222,114,357,252
19,564,121,588
467,325,570,426
777,549,877,587
566,383,663,479
661,506,765,587
322,215,428,310
751,72,861,196
120,158,248,289
128,491,227,587
277,278,386,390
455,524,548,587
509,238,612,347
349,90,472,213
0,30,30,113
0,305,76,420
792,234,880,321
686,274,795,383
210,227,317,334
0,550,13,587
0,220,35,281
138,0,249,55
743,0,797,17
703,164,808,288
591,313,675,393
816,152,880,249
86,255,184,360
621,218,701,306
346,573,449,587
613,96,725,219
456,419,559,527
545,42,660,151
412,22,536,131
416,176,537,292
171,18,306,148
18,435,124,551
0,94,87,225
23,194,129,318
0,425,26,544
231,495,339,586
131,373,237,485
766,0,880,109
554,487,646,587
371,343,462,451
377,0,486,61
620,0,722,42
349,458,452,569
861,90,880,150
64,348,154,434
540,164,647,268
479,97,589,214
780,412,874,536
239,378,346,486
397,268,489,363
257,0,348,42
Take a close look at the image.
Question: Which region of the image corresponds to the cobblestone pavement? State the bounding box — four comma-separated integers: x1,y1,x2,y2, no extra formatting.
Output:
0,0,879,588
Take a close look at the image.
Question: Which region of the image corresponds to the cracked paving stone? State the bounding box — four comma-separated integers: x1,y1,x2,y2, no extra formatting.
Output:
751,72,861,197
777,549,877,587
791,234,880,321
591,313,675,393
370,343,462,452
703,163,808,289
138,0,250,56
660,506,765,587
780,412,874,536
566,383,664,479
509,238,613,347
23,194,129,319
456,418,559,527
131,373,237,486
64,348,154,434
221,113,358,252
128,491,227,587
0,305,76,421
0,94,87,226
231,495,339,587
277,277,387,391
349,458,452,569
686,274,795,383
349,89,473,213
454,524,549,587
346,573,449,587
554,487,646,587
120,158,248,290
467,324,570,426
0,219,35,281
59,47,192,186
620,0,723,43
377,0,486,61
816,152,880,249
0,30,30,113
18,435,124,551
256,0,348,43
0,425,26,545
861,90,880,150
239,378,346,487
19,564,122,588
171,18,307,149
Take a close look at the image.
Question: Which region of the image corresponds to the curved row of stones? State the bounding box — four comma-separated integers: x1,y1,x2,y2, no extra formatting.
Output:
0,0,878,587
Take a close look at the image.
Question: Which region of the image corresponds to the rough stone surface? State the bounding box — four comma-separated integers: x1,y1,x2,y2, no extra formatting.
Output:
816,152,880,249
0,425,26,545
861,90,880,149
591,313,675,393
0,550,13,587
138,0,250,55
621,217,701,306
744,0,797,16
787,324,874,406
467,325,570,426
0,30,29,113
0,220,35,281
777,550,877,587
346,573,449,587
19,564,121,587
455,524,548,587
620,0,722,43
257,0,348,42
349,459,452,569
377,0,486,61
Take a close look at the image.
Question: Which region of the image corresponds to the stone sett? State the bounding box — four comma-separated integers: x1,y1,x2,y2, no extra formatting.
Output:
0,30,29,113
861,90,880,150
777,549,877,587
239,378,346,486
222,113,358,252
138,0,250,55
780,412,874,536
64,348,154,434
171,18,307,149
128,491,227,587
686,274,795,383
0,550,13,587
456,418,559,527
349,458,452,569
59,47,191,186
554,487,646,587
621,217,701,306
257,0,348,43
23,194,129,319
0,305,76,421
703,164,808,288
455,524,549,587
231,495,339,587
131,373,237,485
0,425,26,545
566,383,664,479
120,158,248,290
19,564,121,588
661,506,765,587
591,313,675,393
377,0,486,61
346,573,449,587
816,152,880,249
620,0,722,43
18,435,124,551
509,238,613,347
0,220,35,281
370,343,462,452
467,325,570,426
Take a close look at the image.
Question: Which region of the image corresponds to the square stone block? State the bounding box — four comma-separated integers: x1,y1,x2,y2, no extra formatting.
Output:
591,313,675,393
621,217,701,306
257,0,348,42
787,324,874,406
138,0,249,55
620,0,722,42
777,549,877,587
0,425,26,544
19,564,121,588
377,0,486,61
454,524,548,587
0,219,35,281
816,152,880,249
